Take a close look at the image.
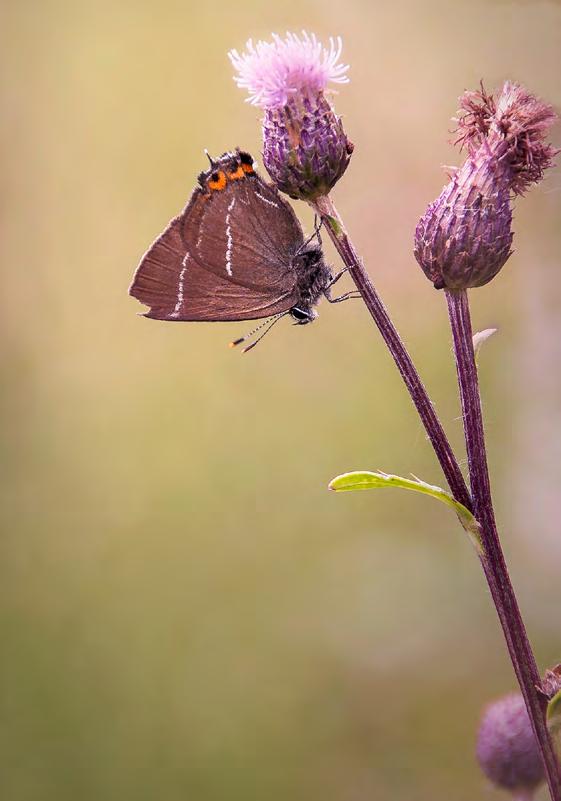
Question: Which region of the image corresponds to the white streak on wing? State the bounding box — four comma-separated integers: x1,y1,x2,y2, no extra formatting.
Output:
170,251,190,318
225,197,236,276
255,191,279,208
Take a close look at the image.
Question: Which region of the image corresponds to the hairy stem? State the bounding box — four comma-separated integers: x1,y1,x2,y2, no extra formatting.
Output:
446,288,561,800
311,194,472,510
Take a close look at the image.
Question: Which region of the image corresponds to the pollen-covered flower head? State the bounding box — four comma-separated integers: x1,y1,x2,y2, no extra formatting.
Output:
229,32,353,201
414,81,558,291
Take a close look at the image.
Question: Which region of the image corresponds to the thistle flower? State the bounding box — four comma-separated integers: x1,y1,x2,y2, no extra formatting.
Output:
476,693,545,798
229,32,353,200
415,82,557,290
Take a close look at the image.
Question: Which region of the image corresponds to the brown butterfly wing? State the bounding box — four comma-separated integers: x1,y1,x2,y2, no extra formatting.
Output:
183,176,304,290
129,176,304,321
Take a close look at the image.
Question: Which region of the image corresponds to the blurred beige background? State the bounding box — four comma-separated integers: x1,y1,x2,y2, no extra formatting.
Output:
1,1,560,799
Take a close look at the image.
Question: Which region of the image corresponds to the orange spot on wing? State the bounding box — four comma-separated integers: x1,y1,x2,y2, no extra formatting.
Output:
208,171,227,191
228,166,245,180
241,163,254,174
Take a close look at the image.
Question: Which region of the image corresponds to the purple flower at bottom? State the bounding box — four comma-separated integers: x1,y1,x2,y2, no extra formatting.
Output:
476,693,545,797
229,32,353,200
415,82,557,290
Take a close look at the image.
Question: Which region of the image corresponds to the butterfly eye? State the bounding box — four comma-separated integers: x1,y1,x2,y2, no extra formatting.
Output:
208,170,227,191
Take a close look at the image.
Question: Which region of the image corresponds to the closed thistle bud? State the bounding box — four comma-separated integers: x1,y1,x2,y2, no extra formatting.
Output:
476,693,545,798
229,32,353,200
415,82,557,290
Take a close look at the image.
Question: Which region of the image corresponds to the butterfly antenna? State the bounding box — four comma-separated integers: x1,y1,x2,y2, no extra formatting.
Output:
229,312,289,354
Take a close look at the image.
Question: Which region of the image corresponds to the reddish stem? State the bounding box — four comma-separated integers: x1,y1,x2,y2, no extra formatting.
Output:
310,192,559,798
446,288,560,800
311,194,472,510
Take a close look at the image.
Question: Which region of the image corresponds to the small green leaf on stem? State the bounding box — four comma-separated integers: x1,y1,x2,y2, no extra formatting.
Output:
329,470,483,553
323,213,343,238
546,689,561,754
473,328,498,364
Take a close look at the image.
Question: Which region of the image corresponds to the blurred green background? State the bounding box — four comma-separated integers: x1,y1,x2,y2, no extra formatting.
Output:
1,1,560,799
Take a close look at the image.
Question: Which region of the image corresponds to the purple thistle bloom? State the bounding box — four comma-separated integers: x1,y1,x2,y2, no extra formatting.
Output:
229,32,353,200
229,32,349,108
476,693,545,797
415,82,558,290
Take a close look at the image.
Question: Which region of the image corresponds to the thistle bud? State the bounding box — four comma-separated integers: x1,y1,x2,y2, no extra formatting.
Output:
476,693,545,797
229,32,353,200
415,82,557,290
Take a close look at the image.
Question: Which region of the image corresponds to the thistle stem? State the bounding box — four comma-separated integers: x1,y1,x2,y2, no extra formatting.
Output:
445,288,561,800
311,193,559,797
310,194,472,510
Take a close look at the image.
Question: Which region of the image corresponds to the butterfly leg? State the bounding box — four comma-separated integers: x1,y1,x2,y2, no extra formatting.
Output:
326,266,349,288
324,267,360,302
296,218,324,256
326,289,361,304
313,215,323,246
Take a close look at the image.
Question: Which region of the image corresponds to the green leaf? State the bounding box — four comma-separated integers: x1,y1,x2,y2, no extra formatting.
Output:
324,214,343,238
329,470,483,553
473,328,498,364
547,689,561,754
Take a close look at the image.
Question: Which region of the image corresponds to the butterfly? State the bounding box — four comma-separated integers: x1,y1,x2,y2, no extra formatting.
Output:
129,149,354,351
